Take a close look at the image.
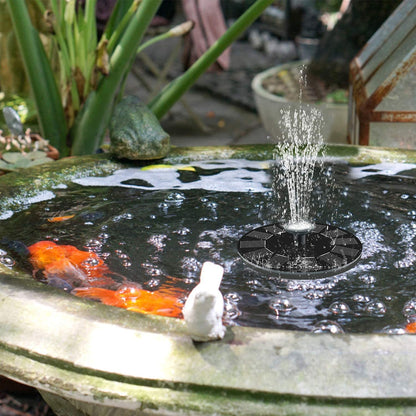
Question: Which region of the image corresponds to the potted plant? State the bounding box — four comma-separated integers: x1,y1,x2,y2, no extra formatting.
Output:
251,60,349,143
5,0,275,158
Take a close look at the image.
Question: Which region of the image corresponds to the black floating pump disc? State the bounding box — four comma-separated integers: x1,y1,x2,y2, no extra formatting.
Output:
238,223,362,279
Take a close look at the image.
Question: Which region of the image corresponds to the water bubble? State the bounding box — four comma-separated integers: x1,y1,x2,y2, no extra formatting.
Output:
329,301,350,315
144,278,160,289
224,298,241,321
141,262,162,277
158,202,169,213
403,298,416,318
304,291,324,300
181,257,202,277
0,256,15,268
269,297,295,314
365,300,386,317
311,320,344,334
165,192,185,205
287,281,302,292
174,227,190,236
122,260,132,268
82,257,100,267
147,234,167,251
224,292,242,302
358,274,376,285
381,326,406,335
352,294,370,303
85,239,102,250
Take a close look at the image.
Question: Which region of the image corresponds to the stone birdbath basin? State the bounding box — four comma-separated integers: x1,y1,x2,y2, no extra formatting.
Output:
1,145,416,416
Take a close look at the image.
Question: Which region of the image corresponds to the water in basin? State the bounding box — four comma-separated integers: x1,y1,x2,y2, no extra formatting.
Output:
1,158,416,334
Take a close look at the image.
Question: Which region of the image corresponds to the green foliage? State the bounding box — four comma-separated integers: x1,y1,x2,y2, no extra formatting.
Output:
0,151,53,172
5,0,274,156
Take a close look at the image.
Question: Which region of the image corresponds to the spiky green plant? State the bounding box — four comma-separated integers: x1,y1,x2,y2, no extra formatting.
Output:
5,0,274,156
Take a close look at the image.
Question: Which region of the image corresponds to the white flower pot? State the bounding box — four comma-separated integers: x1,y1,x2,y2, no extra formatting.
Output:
252,62,348,144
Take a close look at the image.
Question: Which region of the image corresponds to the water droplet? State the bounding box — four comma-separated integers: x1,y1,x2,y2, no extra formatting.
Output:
403,298,416,318
269,297,295,313
311,320,344,334
329,301,350,315
365,300,386,317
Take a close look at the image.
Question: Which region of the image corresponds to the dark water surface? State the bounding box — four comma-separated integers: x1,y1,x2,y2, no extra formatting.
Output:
1,159,416,334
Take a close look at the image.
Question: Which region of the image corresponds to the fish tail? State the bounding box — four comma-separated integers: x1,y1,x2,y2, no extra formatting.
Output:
73,287,125,307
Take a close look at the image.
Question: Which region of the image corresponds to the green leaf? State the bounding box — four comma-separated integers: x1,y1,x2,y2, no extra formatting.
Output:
2,152,22,164
0,160,16,172
70,0,162,155
149,0,274,119
27,157,53,167
29,150,51,160
6,0,68,156
13,158,31,169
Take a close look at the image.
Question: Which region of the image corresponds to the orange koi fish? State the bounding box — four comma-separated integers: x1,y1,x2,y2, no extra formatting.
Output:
28,240,187,318
47,214,75,223
28,241,117,288
406,322,416,333
73,283,186,318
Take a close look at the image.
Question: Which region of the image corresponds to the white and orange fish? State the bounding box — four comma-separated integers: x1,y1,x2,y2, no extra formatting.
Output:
28,240,186,318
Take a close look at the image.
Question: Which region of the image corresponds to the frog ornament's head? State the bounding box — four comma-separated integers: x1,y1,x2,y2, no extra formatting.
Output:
109,95,170,161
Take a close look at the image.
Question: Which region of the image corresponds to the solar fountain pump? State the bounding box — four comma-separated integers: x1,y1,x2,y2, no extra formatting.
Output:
238,222,362,279
238,98,362,279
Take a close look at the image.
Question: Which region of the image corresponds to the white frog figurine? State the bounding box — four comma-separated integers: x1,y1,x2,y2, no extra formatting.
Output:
182,261,225,342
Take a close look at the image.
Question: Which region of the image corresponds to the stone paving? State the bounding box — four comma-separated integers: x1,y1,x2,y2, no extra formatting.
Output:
126,31,287,148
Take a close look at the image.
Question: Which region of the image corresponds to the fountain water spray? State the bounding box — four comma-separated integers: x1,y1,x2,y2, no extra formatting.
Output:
277,105,325,231
238,67,362,278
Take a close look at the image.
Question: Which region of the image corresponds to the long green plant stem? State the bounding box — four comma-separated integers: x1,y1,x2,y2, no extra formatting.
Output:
149,0,274,119
70,0,162,155
6,0,68,155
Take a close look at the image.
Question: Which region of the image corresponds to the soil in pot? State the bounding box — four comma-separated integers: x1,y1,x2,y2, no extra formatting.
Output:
261,64,348,104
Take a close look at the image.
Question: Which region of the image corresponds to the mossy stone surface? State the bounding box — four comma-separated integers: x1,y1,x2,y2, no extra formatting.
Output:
1,145,416,415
